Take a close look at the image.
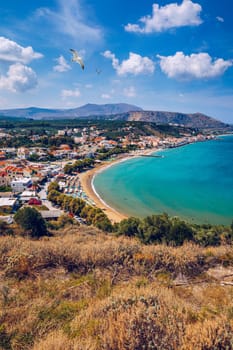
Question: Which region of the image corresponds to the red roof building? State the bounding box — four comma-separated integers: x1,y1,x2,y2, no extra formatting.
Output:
28,198,42,205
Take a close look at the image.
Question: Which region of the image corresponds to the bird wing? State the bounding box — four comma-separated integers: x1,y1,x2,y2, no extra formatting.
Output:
70,49,84,70
77,58,84,70
70,48,79,60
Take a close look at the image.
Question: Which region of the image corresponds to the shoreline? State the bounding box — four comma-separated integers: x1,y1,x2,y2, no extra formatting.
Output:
79,148,160,223
79,135,230,224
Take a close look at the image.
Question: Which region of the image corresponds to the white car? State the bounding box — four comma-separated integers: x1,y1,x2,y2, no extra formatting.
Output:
74,216,85,224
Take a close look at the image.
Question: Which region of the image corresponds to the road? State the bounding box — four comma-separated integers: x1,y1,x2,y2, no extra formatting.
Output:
37,184,64,215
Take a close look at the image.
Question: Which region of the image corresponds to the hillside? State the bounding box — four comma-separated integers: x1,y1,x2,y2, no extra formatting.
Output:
108,110,230,130
0,226,233,349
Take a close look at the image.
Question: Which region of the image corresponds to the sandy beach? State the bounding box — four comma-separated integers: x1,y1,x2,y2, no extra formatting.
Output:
78,149,160,223
79,159,128,223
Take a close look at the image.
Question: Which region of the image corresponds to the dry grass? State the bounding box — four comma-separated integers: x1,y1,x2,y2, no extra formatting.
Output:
0,226,232,349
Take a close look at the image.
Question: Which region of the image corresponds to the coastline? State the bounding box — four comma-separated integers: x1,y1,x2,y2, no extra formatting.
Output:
79,148,159,223
78,135,233,225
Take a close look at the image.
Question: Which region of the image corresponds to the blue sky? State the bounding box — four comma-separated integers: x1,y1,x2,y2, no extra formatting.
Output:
0,0,232,123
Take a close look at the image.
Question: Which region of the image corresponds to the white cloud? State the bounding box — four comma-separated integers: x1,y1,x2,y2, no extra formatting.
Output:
0,36,43,63
216,16,224,23
101,93,111,99
0,63,38,92
125,0,202,33
53,55,71,72
103,51,155,76
85,84,93,89
157,52,233,80
61,88,81,99
123,86,136,97
35,0,103,49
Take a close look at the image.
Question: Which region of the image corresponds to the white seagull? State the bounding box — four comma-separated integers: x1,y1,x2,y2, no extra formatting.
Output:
70,49,84,70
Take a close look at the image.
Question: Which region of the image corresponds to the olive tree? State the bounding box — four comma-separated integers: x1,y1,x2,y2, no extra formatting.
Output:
14,207,47,238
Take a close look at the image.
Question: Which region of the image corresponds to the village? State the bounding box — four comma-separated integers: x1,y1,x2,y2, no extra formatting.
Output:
0,121,215,224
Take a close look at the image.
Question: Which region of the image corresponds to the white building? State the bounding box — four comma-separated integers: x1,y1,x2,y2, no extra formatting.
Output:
57,130,66,136
0,197,17,211
17,147,30,159
20,190,37,202
11,178,32,193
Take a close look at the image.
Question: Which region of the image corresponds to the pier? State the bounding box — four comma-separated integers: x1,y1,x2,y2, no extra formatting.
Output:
140,154,164,158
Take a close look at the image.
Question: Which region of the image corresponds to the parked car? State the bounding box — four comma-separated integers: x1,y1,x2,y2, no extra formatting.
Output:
28,198,42,206
74,216,85,224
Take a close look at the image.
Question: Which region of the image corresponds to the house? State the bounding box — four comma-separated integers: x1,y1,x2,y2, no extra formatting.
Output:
0,171,9,187
0,192,14,198
11,178,32,193
0,197,17,213
73,137,83,144
4,166,24,179
0,151,6,160
17,147,30,159
98,140,116,149
57,130,66,136
20,190,37,202
59,144,71,151
40,210,62,220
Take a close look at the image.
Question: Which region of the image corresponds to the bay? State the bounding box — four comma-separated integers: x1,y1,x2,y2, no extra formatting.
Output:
93,135,233,225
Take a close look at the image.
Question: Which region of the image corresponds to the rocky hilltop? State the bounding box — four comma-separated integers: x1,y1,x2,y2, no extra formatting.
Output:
108,110,229,129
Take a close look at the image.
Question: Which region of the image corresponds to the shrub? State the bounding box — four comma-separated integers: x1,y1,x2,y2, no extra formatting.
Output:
117,217,141,237
14,207,47,238
48,181,60,193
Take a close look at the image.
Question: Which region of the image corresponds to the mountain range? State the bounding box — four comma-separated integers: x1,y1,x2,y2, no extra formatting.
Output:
0,103,231,130
0,103,142,119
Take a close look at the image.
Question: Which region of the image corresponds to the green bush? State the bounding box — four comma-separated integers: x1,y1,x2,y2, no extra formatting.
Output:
115,214,232,247
14,207,47,238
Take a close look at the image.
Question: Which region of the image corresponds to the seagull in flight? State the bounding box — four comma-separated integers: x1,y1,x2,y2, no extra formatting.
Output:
70,49,84,70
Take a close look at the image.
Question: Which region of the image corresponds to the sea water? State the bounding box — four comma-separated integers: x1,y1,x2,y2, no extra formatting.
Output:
94,135,233,225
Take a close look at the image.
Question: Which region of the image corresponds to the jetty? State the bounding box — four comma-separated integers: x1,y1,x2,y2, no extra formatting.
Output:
140,154,164,158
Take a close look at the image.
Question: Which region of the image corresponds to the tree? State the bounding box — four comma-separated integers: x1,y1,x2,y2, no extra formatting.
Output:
28,153,39,162
194,226,222,247
139,213,171,244
117,217,141,237
92,212,113,232
14,207,47,238
64,164,73,174
48,181,60,193
69,198,86,215
61,196,72,211
57,214,75,228
47,189,60,203
168,219,194,246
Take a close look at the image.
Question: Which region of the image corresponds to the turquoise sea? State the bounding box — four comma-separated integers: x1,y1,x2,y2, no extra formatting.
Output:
93,135,233,225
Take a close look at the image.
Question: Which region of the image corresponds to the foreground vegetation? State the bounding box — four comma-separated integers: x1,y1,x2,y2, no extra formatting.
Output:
47,181,233,247
0,183,232,349
0,226,232,349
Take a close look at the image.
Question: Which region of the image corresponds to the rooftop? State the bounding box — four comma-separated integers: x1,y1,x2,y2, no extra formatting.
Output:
0,198,17,207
